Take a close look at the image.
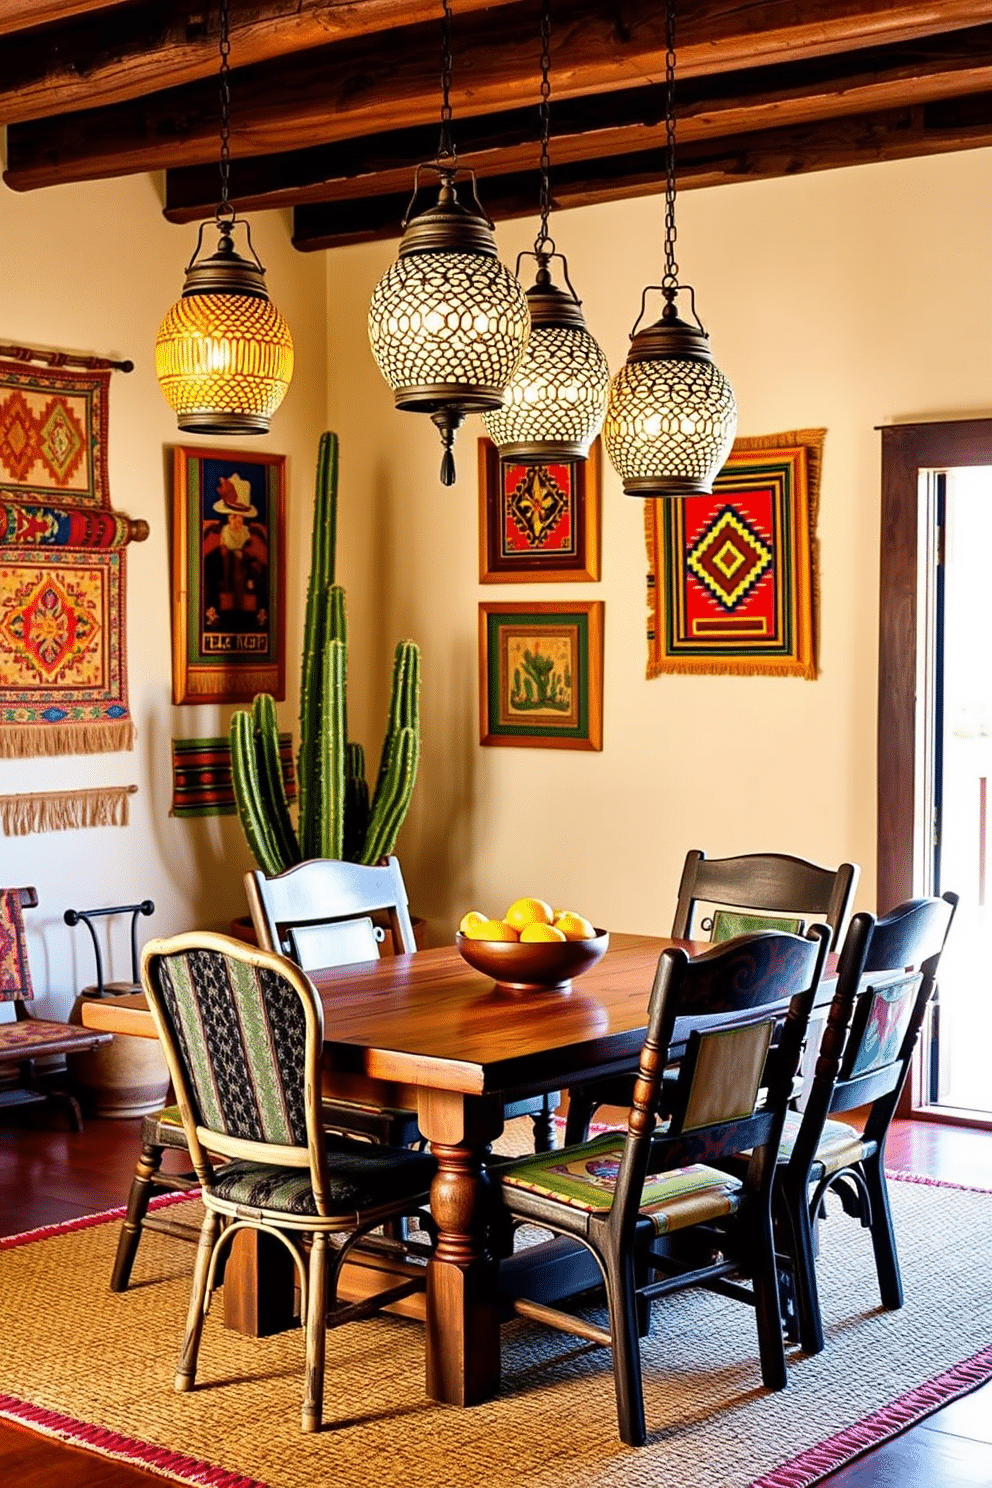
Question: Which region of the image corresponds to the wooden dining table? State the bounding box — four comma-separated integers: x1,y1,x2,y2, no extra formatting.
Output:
81,931,837,1408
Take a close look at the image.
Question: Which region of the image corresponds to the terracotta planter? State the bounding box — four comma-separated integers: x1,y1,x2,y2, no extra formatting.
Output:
68,984,171,1119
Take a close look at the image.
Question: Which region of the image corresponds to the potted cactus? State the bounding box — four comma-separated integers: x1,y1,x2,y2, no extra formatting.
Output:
230,432,421,876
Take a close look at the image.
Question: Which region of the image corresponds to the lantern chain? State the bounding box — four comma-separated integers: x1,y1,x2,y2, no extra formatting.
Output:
217,0,234,221
533,0,555,260
437,0,457,167
662,0,679,291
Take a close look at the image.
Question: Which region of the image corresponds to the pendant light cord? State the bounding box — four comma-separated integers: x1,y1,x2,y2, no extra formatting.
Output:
533,0,555,261
217,0,233,221
662,0,679,292
437,0,457,167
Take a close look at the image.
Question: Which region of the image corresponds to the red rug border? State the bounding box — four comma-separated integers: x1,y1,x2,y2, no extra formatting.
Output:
0,1168,988,1488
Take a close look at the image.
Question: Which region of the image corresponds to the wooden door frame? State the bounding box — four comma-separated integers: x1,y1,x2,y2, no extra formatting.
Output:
879,418,992,1122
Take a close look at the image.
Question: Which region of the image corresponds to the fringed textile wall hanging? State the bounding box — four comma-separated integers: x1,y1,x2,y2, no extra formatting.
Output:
0,784,137,836
645,428,823,680
0,345,145,756
171,733,296,818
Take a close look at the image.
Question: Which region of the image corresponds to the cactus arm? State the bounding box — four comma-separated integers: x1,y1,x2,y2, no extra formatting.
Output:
298,433,339,856
361,726,420,865
371,641,420,803
343,741,370,863
230,710,286,876
253,693,301,868
320,635,347,860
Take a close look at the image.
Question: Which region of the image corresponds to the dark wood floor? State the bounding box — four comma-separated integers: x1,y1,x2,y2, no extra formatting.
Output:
1,1111,990,1486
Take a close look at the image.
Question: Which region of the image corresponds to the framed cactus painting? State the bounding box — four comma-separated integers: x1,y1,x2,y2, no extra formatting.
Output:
171,445,286,704
479,601,603,750
478,438,601,582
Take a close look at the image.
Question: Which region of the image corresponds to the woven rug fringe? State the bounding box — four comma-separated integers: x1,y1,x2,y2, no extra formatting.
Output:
0,785,137,835
0,721,135,758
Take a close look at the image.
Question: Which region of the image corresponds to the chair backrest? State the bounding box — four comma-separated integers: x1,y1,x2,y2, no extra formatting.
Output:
609,927,831,1232
671,850,859,950
245,855,416,972
786,892,958,1178
0,888,37,1003
140,931,334,1215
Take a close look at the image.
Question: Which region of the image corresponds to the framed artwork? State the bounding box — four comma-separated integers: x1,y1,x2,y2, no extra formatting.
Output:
479,600,603,750
478,437,601,582
644,428,823,680
171,446,286,704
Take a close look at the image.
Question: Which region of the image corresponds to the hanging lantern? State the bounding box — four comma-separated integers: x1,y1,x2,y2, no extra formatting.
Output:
604,0,736,496
367,0,529,485
483,5,607,464
155,0,293,435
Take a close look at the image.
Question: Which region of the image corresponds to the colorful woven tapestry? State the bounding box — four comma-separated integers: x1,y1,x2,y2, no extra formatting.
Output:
0,358,110,508
0,501,142,549
171,733,296,818
645,428,823,679
0,889,32,1001
0,549,132,756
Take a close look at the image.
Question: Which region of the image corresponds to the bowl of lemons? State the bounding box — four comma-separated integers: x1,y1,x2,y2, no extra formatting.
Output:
455,897,609,993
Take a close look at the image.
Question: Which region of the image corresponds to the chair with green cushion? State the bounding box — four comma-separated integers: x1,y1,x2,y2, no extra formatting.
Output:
141,930,436,1433
496,925,830,1447
773,892,957,1355
563,849,859,1145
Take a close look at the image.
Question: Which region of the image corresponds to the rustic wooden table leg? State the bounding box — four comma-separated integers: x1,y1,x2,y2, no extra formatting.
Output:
223,1227,297,1336
418,1089,503,1406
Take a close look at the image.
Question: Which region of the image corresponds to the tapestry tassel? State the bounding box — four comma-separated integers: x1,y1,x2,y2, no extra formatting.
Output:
0,785,138,835
0,722,135,759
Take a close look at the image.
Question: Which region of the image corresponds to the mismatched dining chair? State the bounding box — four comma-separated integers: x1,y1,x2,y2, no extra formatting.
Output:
772,892,957,1355
496,926,831,1447
247,855,562,1152
140,931,437,1433
563,849,859,1144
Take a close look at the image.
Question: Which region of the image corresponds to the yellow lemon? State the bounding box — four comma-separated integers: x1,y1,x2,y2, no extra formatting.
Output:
553,911,596,941
519,922,567,943
458,910,488,935
504,897,554,931
465,918,519,942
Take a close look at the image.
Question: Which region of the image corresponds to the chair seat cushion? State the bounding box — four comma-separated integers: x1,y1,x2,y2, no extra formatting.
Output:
499,1132,742,1236
779,1111,876,1177
210,1135,436,1218
0,1018,105,1058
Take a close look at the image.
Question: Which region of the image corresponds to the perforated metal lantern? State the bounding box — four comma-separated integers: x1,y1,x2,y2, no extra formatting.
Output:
368,171,530,483
156,220,294,436
604,293,737,497
483,258,609,463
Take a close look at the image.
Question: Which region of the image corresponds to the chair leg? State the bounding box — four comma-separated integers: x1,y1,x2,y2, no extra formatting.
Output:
780,1178,825,1356
751,1201,788,1390
861,1155,903,1311
564,1090,596,1147
302,1231,328,1433
110,1139,165,1292
605,1249,647,1448
175,1209,221,1393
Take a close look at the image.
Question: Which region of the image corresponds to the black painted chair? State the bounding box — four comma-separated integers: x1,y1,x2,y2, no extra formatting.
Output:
773,892,957,1355
496,926,830,1446
141,930,436,1433
563,849,859,1145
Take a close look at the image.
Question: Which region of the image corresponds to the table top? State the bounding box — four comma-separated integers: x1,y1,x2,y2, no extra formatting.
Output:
81,932,838,1100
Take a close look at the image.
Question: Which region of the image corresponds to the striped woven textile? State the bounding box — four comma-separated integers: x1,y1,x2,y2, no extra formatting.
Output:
170,733,296,818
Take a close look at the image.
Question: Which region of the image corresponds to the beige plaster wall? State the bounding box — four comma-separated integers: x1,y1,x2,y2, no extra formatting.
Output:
326,147,992,945
0,171,326,1015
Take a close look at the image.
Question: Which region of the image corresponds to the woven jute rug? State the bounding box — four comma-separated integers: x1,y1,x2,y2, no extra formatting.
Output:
0,1139,990,1488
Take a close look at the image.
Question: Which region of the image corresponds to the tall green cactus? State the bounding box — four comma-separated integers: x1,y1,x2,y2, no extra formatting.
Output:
230,432,421,871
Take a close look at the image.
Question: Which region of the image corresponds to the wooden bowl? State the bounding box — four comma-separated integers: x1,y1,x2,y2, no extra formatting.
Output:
455,929,609,993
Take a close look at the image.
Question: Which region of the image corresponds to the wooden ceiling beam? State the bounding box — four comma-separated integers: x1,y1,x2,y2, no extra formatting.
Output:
0,1,132,36
7,0,992,192
163,24,992,221
0,0,496,125
291,91,992,251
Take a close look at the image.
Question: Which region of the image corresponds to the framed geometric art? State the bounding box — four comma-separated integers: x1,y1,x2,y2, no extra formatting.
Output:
645,428,823,680
171,445,286,705
479,600,603,750
478,437,601,582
